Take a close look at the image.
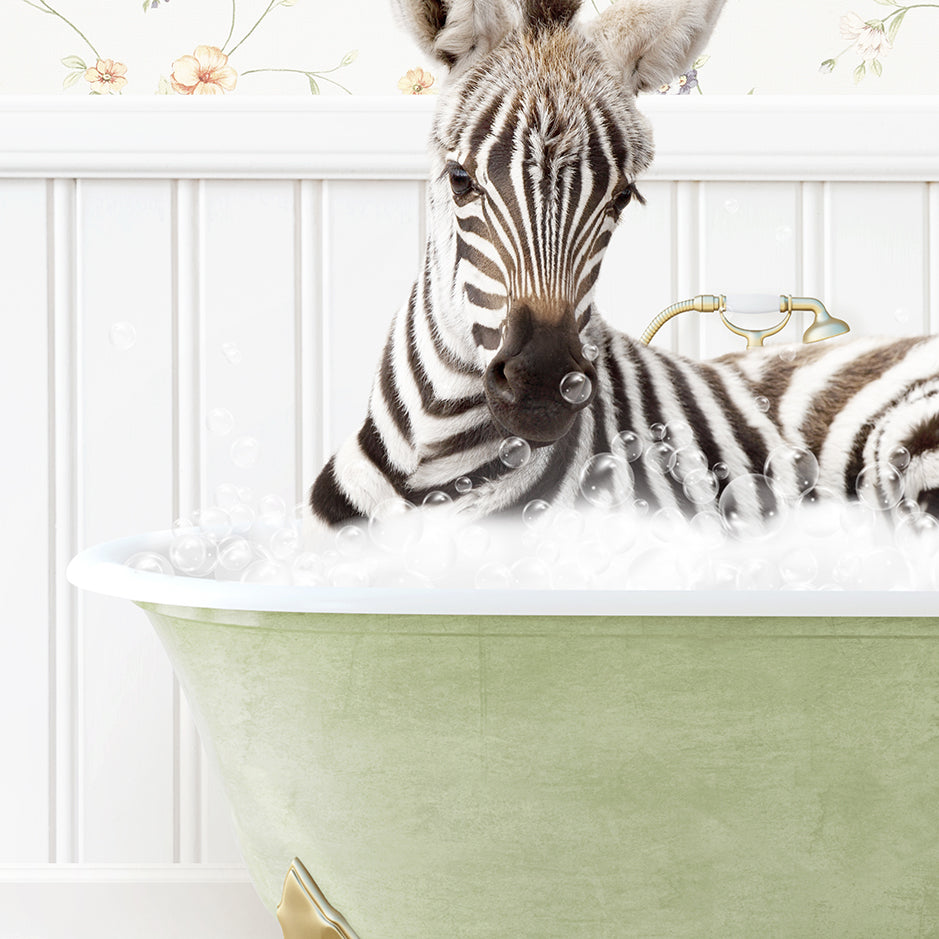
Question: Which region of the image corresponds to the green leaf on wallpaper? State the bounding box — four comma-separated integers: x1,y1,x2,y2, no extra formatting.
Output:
872,0,897,5
692,54,710,69
340,49,359,67
853,62,866,84
280,0,299,6
156,76,174,94
307,75,320,94
61,55,86,70
871,58,883,77
62,69,85,90
888,10,907,42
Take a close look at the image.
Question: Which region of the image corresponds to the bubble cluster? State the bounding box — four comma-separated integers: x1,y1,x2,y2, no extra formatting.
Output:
125,418,939,591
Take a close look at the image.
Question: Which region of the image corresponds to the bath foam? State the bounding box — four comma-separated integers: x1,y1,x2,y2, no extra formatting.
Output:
129,489,939,592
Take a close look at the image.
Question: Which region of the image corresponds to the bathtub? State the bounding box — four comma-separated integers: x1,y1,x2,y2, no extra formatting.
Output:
68,530,939,938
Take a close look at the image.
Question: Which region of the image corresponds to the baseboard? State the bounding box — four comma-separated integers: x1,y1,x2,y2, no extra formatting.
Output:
0,866,281,939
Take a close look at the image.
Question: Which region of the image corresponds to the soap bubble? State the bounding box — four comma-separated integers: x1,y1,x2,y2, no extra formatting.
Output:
125,551,173,575
612,430,643,462
455,476,473,494
797,486,841,537
779,548,819,586
169,532,216,575
269,526,301,561
764,445,819,496
475,562,513,589
206,407,234,436
499,436,531,469
888,445,911,472
217,536,253,572
895,512,939,555
109,322,136,351
670,446,708,483
551,508,585,541
368,498,423,552
199,506,232,542
559,371,592,405
522,499,551,529
736,558,782,591
775,225,793,244
856,463,905,511
239,559,286,584
632,498,650,516
688,511,725,548
649,422,666,441
221,341,243,365
894,307,910,325
719,473,787,540
582,341,599,362
292,552,326,586
712,461,730,481
335,524,366,557
422,490,452,508
683,468,719,505
755,395,771,414
579,452,633,509
230,436,260,468
643,442,676,475
664,420,694,448
511,557,551,589
410,527,458,579
724,198,740,215
329,563,370,588
258,493,287,524
229,503,255,534
458,523,491,561
214,482,241,509
777,346,797,364
650,507,685,544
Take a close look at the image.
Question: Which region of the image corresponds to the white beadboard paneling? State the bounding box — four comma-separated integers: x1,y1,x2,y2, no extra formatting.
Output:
595,181,676,345
322,179,423,452
202,180,299,507
77,180,176,863
699,182,801,358
930,183,939,335
0,180,50,863
0,866,280,939
826,183,928,337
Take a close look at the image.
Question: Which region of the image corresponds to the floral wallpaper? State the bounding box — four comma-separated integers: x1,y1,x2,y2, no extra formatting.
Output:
2,0,938,96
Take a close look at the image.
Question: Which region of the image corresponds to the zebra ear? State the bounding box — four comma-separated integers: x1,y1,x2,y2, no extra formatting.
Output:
391,0,525,70
525,0,583,29
588,0,726,94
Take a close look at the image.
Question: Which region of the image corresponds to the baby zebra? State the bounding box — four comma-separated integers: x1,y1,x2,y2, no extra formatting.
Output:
310,0,939,527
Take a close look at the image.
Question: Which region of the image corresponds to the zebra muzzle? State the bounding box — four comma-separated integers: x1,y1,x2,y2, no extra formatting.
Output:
484,302,597,444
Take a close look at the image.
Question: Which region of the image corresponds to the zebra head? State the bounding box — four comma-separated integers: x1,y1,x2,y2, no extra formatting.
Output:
395,0,725,444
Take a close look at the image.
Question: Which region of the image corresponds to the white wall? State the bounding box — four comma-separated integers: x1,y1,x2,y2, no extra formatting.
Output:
1,95,938,936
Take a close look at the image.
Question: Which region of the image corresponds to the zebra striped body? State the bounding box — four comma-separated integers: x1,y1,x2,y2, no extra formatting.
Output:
311,299,939,523
309,0,939,528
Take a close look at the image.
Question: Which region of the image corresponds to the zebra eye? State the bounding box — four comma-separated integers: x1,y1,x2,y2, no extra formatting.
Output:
447,161,474,198
610,183,644,216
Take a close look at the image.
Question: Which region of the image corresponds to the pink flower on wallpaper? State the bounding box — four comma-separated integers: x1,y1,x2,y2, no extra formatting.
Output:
397,67,436,95
83,59,128,94
840,12,893,62
171,45,238,95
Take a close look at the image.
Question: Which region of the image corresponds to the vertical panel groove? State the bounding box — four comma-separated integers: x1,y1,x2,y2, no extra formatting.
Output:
172,179,203,864
800,182,826,337
50,177,79,864
297,180,323,506
320,181,333,455
673,181,700,357
927,183,937,335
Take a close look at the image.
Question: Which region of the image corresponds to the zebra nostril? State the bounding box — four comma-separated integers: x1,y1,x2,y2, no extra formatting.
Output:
486,359,516,404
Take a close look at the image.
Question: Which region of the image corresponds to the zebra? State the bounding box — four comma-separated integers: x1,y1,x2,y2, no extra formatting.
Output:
309,0,939,530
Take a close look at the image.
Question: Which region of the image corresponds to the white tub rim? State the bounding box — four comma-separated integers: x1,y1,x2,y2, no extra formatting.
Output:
65,530,939,618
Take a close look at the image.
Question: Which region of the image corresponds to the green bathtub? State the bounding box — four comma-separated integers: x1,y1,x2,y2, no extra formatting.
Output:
69,532,939,938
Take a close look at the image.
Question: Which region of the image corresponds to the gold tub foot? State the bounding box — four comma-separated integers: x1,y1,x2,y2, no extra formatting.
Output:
277,857,360,939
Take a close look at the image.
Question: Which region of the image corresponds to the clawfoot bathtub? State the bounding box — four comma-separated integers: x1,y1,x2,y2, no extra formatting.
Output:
69,531,939,938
